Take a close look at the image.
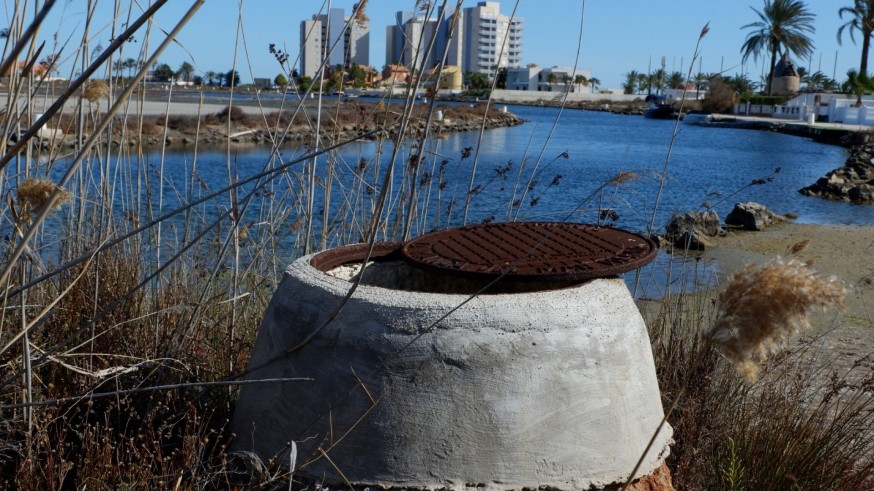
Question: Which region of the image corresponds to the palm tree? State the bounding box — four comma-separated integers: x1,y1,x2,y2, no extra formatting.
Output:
693,72,710,98
113,59,125,78
667,71,685,89
741,0,816,95
838,0,874,78
123,57,137,78
588,77,600,94
796,65,809,88
808,70,837,90
844,68,874,100
650,68,666,94
177,61,195,82
729,73,756,95
573,74,588,93
636,72,649,94
622,70,638,94
205,70,218,86
546,72,558,91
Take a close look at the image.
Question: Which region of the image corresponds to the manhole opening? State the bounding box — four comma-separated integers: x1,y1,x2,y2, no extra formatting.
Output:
311,242,591,294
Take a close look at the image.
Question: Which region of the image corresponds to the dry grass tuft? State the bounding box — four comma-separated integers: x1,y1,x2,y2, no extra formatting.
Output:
15,178,69,225
789,238,811,254
707,258,846,380
81,80,108,103
353,0,369,27
609,171,639,186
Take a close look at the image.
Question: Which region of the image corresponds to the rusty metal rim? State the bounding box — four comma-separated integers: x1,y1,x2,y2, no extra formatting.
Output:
309,242,404,272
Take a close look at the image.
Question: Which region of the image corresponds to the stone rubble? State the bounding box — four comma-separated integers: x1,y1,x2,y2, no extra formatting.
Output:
799,139,874,203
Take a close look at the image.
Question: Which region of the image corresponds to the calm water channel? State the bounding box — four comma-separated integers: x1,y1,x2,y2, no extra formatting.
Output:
46,104,872,296
163,104,867,230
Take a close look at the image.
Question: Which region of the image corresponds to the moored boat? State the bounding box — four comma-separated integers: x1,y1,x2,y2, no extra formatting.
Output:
643,94,675,119
682,110,713,125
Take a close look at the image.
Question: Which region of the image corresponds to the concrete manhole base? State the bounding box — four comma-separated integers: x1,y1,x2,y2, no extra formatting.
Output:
232,247,672,490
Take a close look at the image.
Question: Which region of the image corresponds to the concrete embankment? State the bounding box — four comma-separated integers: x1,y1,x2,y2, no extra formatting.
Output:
701,117,860,146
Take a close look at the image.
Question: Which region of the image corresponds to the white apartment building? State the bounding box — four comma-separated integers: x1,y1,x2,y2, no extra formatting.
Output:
461,1,522,78
300,8,370,78
386,7,462,71
386,15,438,69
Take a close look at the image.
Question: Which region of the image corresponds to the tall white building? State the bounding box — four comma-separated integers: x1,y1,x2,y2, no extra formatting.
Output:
300,8,370,78
386,8,461,71
461,1,522,78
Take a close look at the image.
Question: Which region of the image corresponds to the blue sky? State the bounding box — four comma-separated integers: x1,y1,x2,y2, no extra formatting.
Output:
12,1,864,89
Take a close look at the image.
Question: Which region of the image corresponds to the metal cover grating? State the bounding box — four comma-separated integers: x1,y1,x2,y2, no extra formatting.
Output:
402,222,657,281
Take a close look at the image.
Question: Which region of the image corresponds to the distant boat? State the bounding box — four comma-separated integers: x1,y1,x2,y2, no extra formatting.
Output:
643,94,675,119
682,110,713,125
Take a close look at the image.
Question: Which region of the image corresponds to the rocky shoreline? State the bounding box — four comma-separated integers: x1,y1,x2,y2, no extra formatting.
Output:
31,101,524,149
799,137,874,203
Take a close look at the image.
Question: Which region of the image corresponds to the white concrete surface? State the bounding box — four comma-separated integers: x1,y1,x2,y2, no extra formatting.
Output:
232,252,672,490
491,89,641,104
0,92,289,117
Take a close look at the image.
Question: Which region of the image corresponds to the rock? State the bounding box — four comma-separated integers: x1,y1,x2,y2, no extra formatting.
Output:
828,174,845,185
849,184,874,202
725,202,787,231
674,231,717,250
664,210,724,250
800,140,874,203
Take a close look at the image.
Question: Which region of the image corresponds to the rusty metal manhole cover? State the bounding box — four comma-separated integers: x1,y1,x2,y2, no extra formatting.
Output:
401,222,657,281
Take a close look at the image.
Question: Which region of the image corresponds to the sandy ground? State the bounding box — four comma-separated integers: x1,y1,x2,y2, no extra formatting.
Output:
706,222,874,367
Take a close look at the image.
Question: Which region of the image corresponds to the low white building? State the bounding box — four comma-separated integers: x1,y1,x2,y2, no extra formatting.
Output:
505,65,538,91
505,65,590,92
745,92,874,125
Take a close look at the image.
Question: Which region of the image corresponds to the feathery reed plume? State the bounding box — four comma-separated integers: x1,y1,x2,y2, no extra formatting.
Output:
81,79,108,103
14,178,69,224
789,239,811,254
707,258,845,380
353,1,369,27
608,171,638,186
415,0,433,14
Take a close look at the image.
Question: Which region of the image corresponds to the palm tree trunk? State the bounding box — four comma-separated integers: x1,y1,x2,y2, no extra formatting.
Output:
861,34,870,76
767,47,778,96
